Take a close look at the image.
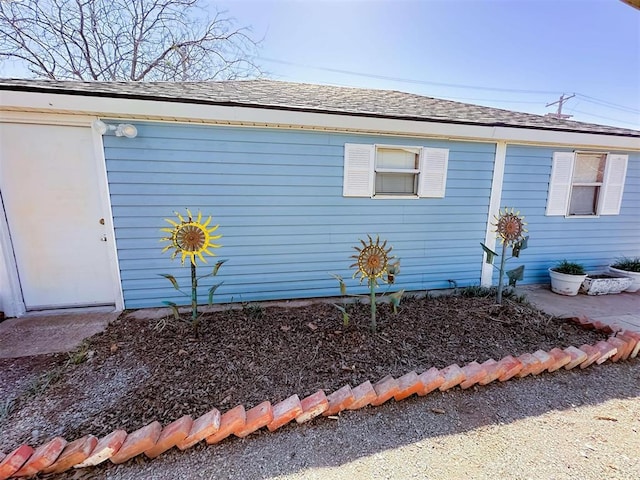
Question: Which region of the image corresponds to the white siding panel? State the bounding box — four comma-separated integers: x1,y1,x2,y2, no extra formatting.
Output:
104,123,496,308
501,146,639,287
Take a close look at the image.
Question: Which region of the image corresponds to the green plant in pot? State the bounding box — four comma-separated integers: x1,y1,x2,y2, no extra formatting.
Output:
549,260,587,296
609,256,640,292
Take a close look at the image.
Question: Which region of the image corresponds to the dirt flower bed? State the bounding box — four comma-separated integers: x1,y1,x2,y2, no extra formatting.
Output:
0,291,608,450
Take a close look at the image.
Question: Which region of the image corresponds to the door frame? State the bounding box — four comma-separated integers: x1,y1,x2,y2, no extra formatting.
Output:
0,111,124,317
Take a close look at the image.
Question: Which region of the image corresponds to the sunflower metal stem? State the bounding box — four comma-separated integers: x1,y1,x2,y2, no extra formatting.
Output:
191,261,199,334
497,242,508,305
369,279,377,333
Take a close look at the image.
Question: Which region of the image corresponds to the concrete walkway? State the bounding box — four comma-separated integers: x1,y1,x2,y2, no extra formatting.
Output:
0,286,638,359
520,284,640,333
0,308,119,358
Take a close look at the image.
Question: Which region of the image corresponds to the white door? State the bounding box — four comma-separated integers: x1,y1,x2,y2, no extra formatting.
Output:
0,123,114,310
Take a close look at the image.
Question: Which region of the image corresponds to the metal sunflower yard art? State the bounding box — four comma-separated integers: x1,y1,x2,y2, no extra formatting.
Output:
481,207,529,304
160,209,226,334
348,235,402,333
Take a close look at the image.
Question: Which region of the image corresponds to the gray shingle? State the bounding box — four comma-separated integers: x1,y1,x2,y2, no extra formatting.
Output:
1,78,638,137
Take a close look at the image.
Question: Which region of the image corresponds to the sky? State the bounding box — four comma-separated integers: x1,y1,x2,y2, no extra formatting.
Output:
210,0,640,129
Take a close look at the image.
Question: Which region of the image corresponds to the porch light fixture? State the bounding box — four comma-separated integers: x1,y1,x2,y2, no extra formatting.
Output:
93,120,138,138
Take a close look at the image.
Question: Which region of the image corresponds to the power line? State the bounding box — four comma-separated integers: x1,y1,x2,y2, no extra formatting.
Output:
437,96,542,105
259,56,639,116
256,56,563,95
259,56,638,127
567,108,640,127
575,94,640,114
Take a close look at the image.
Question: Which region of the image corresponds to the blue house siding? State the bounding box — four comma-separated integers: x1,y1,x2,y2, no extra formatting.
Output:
104,122,496,309
499,145,640,285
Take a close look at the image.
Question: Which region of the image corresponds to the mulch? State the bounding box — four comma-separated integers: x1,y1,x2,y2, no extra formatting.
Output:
17,290,606,442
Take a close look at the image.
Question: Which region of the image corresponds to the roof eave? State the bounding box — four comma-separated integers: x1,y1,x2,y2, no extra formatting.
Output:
2,88,639,151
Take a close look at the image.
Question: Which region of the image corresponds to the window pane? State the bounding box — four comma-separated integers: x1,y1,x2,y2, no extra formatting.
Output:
375,173,417,195
569,186,599,215
377,148,419,169
573,153,606,183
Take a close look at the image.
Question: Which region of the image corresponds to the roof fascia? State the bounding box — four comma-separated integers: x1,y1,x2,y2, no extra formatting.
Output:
2,90,639,151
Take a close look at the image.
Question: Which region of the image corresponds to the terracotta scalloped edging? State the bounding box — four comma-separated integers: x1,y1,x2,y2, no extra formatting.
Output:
0,317,638,480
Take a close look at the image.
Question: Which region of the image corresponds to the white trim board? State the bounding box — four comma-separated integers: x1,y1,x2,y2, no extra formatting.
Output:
481,142,507,287
91,124,125,312
2,91,639,150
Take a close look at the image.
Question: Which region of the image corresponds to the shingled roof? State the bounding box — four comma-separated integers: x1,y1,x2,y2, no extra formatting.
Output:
1,78,638,137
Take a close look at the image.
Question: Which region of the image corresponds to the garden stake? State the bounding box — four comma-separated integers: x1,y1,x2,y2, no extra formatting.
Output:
160,209,226,334
481,207,528,305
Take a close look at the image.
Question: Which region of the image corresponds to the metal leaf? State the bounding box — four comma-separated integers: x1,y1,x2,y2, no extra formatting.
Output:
212,259,228,276
208,282,224,305
480,243,498,264
329,273,347,296
388,289,405,314
506,265,525,286
332,304,350,327
162,301,180,320
160,274,180,290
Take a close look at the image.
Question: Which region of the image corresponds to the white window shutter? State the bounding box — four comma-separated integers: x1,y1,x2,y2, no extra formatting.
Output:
546,152,575,216
418,147,449,198
343,144,374,197
599,154,628,215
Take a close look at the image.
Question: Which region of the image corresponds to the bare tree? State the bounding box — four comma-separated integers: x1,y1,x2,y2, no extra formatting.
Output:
0,0,261,81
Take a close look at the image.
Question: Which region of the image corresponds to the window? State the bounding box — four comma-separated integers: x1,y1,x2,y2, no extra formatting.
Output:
375,147,420,196
546,151,628,217
343,143,449,198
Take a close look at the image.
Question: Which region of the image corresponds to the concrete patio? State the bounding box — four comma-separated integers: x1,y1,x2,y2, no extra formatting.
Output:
0,307,119,359
520,284,640,333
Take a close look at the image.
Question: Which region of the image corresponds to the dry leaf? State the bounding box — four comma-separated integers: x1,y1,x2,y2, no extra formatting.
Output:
431,408,446,414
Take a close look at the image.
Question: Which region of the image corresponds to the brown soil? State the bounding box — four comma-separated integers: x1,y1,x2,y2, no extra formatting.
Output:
0,291,609,451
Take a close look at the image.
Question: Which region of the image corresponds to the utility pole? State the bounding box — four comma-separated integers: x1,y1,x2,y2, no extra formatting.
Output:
545,93,575,119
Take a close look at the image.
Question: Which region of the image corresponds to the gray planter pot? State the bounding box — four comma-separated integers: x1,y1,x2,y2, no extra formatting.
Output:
580,274,633,296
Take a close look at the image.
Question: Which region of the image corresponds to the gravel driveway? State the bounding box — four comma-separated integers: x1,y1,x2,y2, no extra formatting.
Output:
68,359,639,480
